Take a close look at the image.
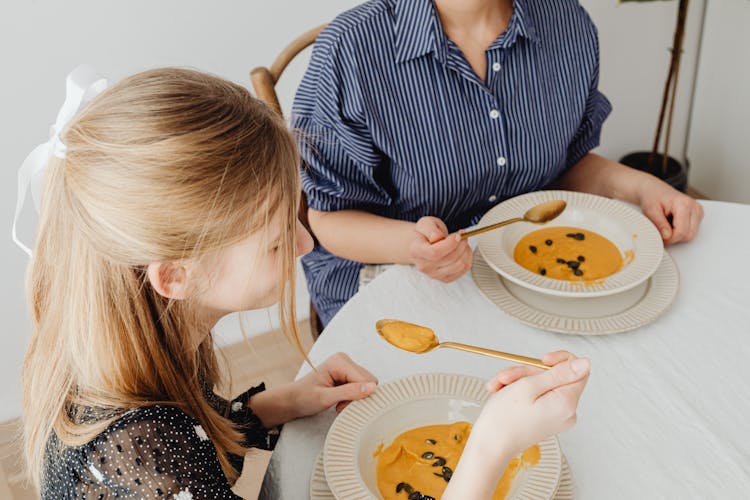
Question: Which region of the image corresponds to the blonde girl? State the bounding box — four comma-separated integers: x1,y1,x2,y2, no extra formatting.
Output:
18,67,589,499
20,67,378,498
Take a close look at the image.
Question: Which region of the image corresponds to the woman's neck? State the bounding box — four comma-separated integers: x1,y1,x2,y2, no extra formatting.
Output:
433,0,513,37
432,0,514,82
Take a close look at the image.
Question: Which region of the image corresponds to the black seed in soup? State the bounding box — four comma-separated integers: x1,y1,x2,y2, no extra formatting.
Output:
396,482,413,494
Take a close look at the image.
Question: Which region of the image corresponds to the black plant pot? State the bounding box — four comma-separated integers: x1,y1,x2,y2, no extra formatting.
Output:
619,152,688,193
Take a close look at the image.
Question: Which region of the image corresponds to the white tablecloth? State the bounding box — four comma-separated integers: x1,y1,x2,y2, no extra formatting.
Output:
261,200,750,499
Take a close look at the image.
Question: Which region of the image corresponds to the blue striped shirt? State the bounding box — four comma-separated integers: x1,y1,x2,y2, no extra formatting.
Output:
292,0,612,325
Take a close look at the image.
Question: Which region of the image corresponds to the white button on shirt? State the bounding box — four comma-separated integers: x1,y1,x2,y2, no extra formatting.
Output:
489,109,500,119
497,156,507,166
489,195,497,202
492,62,502,72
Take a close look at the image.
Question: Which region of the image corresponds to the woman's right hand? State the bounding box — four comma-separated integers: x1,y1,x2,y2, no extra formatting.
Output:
409,216,472,283
444,352,590,499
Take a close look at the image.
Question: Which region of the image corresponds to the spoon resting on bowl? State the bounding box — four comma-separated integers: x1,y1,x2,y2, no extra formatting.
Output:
460,200,567,239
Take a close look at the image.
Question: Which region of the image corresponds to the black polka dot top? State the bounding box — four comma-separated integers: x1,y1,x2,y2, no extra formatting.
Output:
42,384,278,499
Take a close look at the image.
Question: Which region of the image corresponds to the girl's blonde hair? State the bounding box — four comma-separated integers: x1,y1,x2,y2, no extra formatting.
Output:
22,68,302,488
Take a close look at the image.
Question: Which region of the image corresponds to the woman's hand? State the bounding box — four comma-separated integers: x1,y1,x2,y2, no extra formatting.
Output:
444,351,590,499
409,216,473,283
638,177,703,245
556,154,703,246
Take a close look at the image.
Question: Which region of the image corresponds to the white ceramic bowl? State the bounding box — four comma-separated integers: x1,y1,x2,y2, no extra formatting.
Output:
323,373,562,500
475,190,663,298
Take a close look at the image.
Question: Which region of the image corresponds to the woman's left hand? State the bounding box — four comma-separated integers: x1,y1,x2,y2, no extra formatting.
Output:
638,177,703,245
291,352,378,418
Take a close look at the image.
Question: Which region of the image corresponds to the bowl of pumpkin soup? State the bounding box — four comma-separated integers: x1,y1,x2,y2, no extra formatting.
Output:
475,190,663,298
323,373,563,500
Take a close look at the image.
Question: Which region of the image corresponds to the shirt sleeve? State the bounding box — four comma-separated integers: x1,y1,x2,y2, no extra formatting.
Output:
291,31,392,213
83,406,243,499
565,24,613,169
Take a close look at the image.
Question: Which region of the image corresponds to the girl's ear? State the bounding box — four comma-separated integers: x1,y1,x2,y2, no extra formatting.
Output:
147,261,190,300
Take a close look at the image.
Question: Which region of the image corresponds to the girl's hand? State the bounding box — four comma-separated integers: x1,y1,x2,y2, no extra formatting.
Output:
291,353,378,417
477,351,590,460
638,177,703,245
444,352,590,499
409,216,473,283
248,353,376,428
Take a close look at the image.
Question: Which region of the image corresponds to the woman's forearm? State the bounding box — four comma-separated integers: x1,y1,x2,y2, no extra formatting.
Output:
555,153,653,205
308,208,416,264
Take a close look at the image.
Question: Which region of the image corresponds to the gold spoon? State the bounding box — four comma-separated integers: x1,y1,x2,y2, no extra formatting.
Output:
375,319,550,370
460,200,567,239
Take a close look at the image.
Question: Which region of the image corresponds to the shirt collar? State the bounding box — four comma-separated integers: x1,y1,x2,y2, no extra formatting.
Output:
393,0,447,64
489,0,539,50
393,0,539,64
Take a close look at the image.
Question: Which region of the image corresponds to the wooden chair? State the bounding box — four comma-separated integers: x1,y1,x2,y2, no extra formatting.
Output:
251,24,327,339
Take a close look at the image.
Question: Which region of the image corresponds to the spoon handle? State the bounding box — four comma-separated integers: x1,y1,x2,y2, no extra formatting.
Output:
460,218,524,239
439,342,550,370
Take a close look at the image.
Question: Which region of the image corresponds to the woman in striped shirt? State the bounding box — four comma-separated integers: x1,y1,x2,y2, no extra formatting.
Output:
292,0,703,326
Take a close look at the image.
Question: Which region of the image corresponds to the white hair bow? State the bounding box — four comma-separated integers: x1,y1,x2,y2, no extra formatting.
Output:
12,65,108,256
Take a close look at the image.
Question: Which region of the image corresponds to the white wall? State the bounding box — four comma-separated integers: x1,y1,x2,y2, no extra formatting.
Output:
687,0,750,204
585,0,706,164
0,0,704,421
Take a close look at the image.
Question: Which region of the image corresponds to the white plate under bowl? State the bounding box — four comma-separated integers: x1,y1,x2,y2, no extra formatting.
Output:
323,373,562,500
476,190,663,298
472,251,679,335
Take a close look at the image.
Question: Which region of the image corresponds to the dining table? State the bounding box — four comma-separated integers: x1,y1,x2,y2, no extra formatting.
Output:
260,199,750,499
